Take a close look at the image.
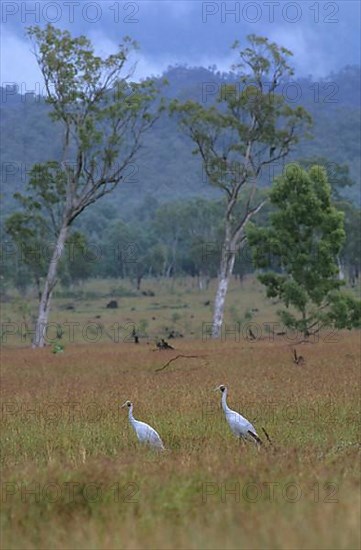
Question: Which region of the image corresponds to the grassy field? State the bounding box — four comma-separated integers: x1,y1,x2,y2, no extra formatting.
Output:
1,278,360,549
1,277,279,347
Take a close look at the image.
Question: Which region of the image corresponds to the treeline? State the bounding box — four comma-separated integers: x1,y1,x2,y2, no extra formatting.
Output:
1,65,360,216
2,192,359,295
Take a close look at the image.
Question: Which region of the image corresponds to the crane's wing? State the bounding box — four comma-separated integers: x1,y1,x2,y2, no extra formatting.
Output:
139,421,165,449
147,426,165,449
226,410,262,444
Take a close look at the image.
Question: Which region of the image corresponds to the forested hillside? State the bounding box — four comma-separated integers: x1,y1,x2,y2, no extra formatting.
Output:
1,64,360,217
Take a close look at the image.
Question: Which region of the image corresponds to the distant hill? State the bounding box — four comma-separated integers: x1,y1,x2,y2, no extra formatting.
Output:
1,64,360,217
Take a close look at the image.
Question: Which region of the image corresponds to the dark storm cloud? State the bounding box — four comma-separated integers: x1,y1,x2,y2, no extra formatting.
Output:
1,1,360,85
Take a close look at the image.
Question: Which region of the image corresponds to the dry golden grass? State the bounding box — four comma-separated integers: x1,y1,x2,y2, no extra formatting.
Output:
1,327,360,549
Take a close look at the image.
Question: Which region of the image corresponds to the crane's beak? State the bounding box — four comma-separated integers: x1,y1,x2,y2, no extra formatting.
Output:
214,386,220,392
121,401,128,408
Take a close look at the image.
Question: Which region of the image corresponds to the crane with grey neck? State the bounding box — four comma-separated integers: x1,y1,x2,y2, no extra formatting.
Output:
121,400,165,450
214,385,263,446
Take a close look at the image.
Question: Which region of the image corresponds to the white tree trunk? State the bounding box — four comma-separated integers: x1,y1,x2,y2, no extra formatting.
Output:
337,255,345,281
32,223,68,348
212,249,236,339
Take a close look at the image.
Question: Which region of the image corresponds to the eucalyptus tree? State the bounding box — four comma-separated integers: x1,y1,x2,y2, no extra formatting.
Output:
17,25,162,347
171,35,311,338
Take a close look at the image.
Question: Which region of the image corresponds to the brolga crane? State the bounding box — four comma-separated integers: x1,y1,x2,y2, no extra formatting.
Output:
214,385,263,446
121,401,165,450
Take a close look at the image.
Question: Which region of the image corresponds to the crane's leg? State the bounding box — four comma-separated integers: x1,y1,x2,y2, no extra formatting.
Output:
261,427,272,445
247,430,263,448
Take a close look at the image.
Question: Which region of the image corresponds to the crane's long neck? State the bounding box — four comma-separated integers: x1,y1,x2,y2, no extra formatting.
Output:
128,405,137,427
221,390,230,413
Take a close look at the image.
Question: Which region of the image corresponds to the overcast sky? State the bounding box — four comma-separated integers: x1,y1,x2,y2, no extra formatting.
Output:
1,0,360,89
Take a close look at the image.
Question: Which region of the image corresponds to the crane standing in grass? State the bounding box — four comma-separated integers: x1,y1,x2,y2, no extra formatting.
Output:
121,400,165,450
214,385,263,446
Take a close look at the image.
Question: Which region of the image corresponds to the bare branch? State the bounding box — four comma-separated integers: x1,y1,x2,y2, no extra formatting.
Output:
155,354,206,373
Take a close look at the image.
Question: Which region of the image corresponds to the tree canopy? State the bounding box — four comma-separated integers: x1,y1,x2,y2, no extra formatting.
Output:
248,164,360,336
